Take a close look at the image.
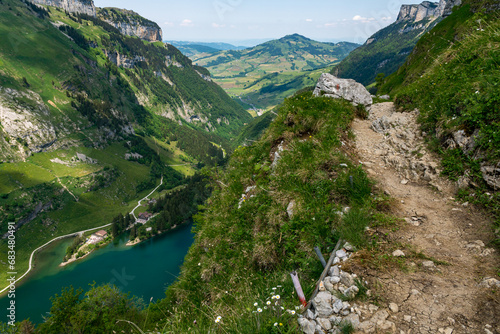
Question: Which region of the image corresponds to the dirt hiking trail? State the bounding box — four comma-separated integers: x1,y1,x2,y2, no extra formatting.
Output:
352,102,500,334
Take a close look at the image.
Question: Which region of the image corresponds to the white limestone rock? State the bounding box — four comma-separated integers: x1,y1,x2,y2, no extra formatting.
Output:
298,317,316,334
313,73,372,108
312,292,333,318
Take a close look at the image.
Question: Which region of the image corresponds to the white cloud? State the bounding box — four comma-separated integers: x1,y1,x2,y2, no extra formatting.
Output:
306,18,313,22
323,22,338,28
180,19,194,27
352,15,376,23
164,21,174,27
212,23,226,28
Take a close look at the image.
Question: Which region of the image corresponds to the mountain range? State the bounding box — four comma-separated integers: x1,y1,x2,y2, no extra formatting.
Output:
166,41,248,57
191,34,359,111
1,0,499,332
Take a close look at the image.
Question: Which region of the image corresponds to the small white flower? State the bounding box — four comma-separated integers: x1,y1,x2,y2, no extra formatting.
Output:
198,263,201,266
266,301,271,305
272,287,277,290
274,323,278,327
291,310,296,315
215,316,222,323
257,308,262,313
275,295,281,300
254,302,258,307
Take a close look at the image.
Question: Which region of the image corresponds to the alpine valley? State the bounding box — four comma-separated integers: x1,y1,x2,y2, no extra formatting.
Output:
0,0,251,295
191,34,360,113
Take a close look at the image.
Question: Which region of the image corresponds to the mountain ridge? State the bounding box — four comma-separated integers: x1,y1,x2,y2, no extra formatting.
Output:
192,33,359,111
331,0,463,86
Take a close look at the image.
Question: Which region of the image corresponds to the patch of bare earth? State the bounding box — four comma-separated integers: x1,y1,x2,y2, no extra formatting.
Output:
352,102,500,334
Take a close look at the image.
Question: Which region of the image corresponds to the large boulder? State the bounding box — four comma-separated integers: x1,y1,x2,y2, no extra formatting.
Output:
313,73,372,108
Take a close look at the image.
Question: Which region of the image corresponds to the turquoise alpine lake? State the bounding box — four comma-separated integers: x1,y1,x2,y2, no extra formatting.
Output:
0,224,193,324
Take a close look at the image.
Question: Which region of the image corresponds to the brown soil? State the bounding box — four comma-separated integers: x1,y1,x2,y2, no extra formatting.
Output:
352,103,500,334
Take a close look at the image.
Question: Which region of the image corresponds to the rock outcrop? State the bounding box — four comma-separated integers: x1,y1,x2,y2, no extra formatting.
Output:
397,1,440,23
29,0,96,16
0,88,57,161
396,0,462,23
102,49,146,68
98,8,162,42
438,0,462,17
313,73,372,108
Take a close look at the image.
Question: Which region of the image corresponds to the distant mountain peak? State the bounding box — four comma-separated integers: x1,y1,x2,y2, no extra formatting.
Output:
280,34,311,41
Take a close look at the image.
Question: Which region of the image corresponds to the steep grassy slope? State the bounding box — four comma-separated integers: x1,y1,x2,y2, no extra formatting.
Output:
381,1,500,244
7,91,391,333
332,17,441,87
0,0,248,289
136,92,392,333
192,34,359,110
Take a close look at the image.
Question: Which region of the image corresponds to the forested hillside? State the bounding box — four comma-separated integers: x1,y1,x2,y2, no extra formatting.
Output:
0,0,249,290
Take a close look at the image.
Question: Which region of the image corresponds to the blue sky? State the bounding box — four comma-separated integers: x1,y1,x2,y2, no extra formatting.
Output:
93,0,424,44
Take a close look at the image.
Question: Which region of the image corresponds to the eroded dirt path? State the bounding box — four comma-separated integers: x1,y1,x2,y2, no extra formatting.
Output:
352,103,500,334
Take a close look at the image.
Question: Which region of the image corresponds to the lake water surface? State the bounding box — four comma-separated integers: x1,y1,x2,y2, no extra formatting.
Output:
0,224,193,324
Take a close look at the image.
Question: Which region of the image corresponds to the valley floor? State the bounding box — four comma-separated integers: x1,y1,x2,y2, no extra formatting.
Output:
352,103,500,333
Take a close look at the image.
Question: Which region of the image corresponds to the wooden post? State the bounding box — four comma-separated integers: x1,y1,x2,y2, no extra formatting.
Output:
314,246,327,268
290,271,307,307
302,239,343,314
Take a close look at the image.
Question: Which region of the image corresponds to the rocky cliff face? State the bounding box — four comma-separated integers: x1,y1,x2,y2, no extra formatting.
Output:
0,88,58,161
397,0,462,22
439,0,462,17
29,0,96,16
97,8,162,42
397,1,439,22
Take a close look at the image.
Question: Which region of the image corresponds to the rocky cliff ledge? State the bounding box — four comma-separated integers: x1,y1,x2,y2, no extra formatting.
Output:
97,8,162,42
396,0,462,23
29,0,96,16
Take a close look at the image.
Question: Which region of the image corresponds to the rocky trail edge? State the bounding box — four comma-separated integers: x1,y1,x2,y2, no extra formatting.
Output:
350,102,500,334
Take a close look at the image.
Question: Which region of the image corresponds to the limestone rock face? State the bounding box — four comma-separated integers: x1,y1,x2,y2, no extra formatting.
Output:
104,20,162,42
98,8,163,42
102,49,146,68
438,0,462,17
313,73,372,108
397,1,440,22
396,0,462,23
29,0,96,16
0,88,57,161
